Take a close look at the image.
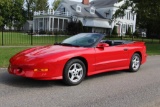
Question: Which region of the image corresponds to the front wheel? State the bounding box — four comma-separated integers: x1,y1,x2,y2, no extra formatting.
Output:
129,53,141,72
63,59,86,86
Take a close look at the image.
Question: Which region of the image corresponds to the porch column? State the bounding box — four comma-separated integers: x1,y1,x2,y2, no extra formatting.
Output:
49,17,51,31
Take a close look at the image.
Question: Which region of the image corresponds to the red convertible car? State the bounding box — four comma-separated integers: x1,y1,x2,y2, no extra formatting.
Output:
8,33,147,86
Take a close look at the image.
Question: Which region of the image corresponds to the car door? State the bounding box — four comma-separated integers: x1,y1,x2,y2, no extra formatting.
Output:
94,44,129,72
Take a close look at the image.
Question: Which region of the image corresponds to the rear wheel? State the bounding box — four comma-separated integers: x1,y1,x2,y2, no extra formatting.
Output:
63,59,86,86
129,53,141,72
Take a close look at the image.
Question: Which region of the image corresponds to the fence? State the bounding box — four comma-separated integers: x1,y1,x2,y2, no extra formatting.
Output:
0,29,160,46
106,35,160,44
0,29,69,46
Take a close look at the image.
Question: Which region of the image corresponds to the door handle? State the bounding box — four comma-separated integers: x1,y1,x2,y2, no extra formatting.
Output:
124,48,128,51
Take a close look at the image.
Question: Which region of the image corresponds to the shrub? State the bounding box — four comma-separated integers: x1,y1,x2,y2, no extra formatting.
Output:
126,26,132,36
39,30,46,35
112,26,118,36
46,31,53,35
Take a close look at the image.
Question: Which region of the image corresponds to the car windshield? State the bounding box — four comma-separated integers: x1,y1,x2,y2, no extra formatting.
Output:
61,33,103,47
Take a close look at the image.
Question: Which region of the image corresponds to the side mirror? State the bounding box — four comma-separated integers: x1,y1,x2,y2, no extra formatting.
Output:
96,43,109,49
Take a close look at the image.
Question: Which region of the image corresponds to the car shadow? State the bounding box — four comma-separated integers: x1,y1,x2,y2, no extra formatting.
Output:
85,70,129,81
0,70,129,88
0,72,65,88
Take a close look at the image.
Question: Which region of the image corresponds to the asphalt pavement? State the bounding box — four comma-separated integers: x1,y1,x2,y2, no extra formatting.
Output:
0,56,160,107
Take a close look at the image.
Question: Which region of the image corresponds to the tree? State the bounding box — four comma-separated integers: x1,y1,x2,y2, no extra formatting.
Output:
12,0,27,29
0,0,25,29
35,0,49,11
115,0,160,37
52,0,62,10
77,20,83,33
67,19,84,35
0,0,12,27
25,0,36,20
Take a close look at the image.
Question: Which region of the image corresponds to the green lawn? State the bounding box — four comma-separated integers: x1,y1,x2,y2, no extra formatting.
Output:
146,43,160,55
0,47,30,68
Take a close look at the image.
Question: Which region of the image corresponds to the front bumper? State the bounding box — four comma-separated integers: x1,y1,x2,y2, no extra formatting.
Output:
8,64,62,80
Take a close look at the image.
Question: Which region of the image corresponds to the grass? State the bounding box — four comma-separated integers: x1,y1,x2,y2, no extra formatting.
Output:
0,47,30,68
146,43,160,55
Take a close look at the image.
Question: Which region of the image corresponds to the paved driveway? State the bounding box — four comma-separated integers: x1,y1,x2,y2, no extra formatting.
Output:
0,56,160,107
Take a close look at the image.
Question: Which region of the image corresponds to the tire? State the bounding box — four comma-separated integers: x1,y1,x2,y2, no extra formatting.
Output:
129,53,141,72
63,59,86,86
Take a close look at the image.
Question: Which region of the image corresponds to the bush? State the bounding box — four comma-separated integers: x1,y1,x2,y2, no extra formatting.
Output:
133,30,139,37
112,26,118,36
46,31,53,35
39,30,46,35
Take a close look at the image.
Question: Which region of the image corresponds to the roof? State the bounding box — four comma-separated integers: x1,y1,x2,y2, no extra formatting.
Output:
57,0,118,28
59,0,118,19
84,18,111,28
90,0,118,8
60,0,101,18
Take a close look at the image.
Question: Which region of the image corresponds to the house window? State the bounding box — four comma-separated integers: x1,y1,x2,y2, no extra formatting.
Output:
76,5,81,12
63,8,65,12
106,10,111,17
61,7,65,13
90,7,95,14
39,22,43,27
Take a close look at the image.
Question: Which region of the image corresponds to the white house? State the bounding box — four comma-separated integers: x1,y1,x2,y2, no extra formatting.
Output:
33,0,137,36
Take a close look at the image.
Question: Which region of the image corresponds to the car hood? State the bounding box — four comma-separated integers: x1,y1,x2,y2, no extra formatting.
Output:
10,45,88,65
25,45,87,57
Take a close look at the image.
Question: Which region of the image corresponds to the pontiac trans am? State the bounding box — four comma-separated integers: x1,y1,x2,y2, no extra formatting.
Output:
8,33,147,86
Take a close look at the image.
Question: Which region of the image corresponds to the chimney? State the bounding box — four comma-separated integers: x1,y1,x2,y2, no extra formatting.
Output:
82,0,89,5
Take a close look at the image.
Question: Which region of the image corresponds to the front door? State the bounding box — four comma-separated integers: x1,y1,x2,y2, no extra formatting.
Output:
94,45,129,72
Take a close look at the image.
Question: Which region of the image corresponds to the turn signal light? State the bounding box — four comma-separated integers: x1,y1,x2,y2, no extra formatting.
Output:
34,69,49,72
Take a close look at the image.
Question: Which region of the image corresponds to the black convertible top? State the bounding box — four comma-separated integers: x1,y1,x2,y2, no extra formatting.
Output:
101,40,134,46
